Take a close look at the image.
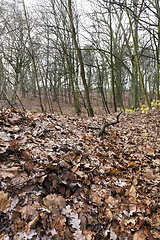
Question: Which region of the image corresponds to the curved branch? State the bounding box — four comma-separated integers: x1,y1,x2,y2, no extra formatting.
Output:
97,112,122,137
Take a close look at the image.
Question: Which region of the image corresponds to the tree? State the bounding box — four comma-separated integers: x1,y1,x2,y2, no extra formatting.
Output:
125,0,150,108
68,0,94,117
0,0,31,103
22,0,44,112
109,0,117,112
50,0,81,115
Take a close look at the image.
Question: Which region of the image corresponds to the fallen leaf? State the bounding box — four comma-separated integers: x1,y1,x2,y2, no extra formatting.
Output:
25,215,39,235
43,194,66,214
83,229,94,240
91,192,103,206
21,205,38,220
133,230,147,240
145,146,154,155
0,167,20,179
0,191,10,211
129,185,136,197
105,208,113,222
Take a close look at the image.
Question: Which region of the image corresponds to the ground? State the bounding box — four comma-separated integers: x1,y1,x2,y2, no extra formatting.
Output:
0,91,132,116
0,102,159,239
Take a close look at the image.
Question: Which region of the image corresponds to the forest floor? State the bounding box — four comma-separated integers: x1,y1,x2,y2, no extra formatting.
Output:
0,105,160,239
0,91,133,116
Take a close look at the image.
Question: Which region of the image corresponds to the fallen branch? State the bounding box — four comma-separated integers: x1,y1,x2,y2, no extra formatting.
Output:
84,112,123,137
97,112,122,137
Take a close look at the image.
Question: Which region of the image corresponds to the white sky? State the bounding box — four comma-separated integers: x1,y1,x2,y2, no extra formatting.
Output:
24,0,35,5
23,0,91,45
24,0,89,12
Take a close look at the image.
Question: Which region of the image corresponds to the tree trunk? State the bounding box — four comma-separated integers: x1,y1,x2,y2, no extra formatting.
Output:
156,0,160,106
68,0,94,117
22,0,44,112
109,0,117,112
125,0,151,108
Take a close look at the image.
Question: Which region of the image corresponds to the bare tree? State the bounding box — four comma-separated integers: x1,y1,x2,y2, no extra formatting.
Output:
68,0,94,116
22,0,44,112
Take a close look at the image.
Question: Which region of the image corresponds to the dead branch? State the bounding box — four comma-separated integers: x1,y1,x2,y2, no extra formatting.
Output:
84,112,123,137
97,112,122,137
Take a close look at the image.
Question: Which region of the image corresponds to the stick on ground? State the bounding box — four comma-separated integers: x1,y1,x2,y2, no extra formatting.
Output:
97,112,122,137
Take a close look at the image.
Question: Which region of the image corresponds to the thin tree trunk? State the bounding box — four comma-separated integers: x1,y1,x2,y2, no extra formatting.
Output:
125,1,151,108
68,0,94,117
156,0,160,106
132,0,138,109
109,0,117,112
96,58,110,114
11,71,19,104
22,0,44,112
51,1,81,116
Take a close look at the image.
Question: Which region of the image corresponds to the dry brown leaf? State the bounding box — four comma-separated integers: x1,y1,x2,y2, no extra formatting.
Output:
105,196,119,208
6,126,20,133
91,192,102,206
8,117,21,125
144,168,155,180
151,229,160,239
21,205,38,220
76,170,88,179
43,194,66,214
71,165,78,172
101,165,111,173
133,230,147,240
129,185,136,197
0,191,10,211
105,208,113,222
83,229,94,240
129,203,137,214
145,146,154,155
54,215,66,231
15,220,25,229
0,167,20,179
25,215,39,235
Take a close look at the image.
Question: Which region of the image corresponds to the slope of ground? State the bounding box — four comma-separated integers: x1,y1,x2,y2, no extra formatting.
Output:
0,108,160,239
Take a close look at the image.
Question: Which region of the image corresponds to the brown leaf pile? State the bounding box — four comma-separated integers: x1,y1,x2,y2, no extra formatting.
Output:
0,108,160,239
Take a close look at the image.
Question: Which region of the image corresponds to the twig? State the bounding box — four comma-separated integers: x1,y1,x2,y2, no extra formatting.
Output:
2,90,28,120
97,112,122,137
2,90,15,109
16,94,26,112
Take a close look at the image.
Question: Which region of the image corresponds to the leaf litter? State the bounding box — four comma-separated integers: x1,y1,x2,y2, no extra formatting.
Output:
0,107,160,239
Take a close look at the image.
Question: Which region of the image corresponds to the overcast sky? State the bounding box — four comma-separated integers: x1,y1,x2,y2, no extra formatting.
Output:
23,0,89,13
24,0,35,6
